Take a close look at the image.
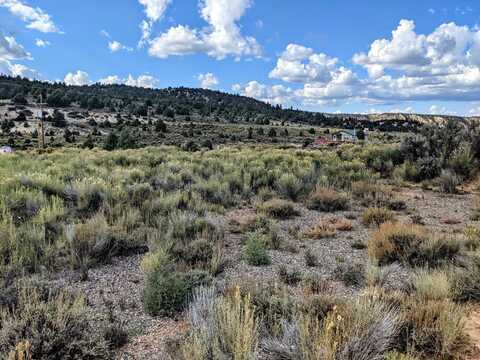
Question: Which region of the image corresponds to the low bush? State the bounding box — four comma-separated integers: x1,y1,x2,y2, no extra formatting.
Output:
400,298,469,360
365,263,408,292
295,297,400,360
304,248,318,267
329,217,353,231
437,169,461,194
452,258,480,302
411,270,452,301
307,186,349,212
362,207,396,227
276,173,304,201
244,232,271,266
304,220,337,239
178,286,259,360
334,262,365,287
277,266,303,286
464,226,480,251
258,198,299,219
368,222,459,267
143,265,211,317
0,283,110,359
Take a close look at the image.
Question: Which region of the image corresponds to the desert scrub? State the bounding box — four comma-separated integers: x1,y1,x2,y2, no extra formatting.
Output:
362,207,396,227
277,265,303,286
143,258,211,317
464,225,480,250
178,286,259,360
258,198,299,219
0,282,110,359
368,222,460,267
334,262,365,287
304,219,337,239
244,232,271,266
266,296,400,360
276,173,304,201
399,297,469,360
411,270,452,301
307,186,349,212
451,258,480,302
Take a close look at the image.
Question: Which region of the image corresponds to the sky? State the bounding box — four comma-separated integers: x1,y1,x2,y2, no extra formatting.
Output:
1,0,480,116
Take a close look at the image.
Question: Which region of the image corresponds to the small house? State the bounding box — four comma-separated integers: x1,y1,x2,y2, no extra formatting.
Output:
0,146,14,154
313,137,330,146
332,129,358,142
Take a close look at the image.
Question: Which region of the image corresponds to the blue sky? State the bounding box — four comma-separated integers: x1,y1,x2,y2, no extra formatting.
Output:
1,0,480,116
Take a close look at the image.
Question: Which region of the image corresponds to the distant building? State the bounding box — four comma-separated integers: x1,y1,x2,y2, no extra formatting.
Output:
313,137,330,146
332,129,358,142
0,146,14,154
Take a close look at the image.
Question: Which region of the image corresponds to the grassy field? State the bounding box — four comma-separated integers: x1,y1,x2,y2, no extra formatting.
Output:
0,136,479,359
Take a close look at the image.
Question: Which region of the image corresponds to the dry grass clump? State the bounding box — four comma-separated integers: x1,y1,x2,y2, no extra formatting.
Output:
464,225,480,251
307,186,349,212
329,217,353,231
451,257,480,302
304,220,337,239
362,207,396,227
258,198,299,219
365,263,409,292
400,297,469,360
177,286,259,360
271,297,401,360
368,222,460,267
352,181,406,210
411,270,452,301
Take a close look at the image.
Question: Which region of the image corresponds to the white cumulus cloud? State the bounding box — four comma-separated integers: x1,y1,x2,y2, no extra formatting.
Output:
0,0,61,33
108,41,133,53
64,70,90,86
99,74,158,88
148,0,261,60
124,74,159,88
197,72,219,89
138,0,171,46
35,39,50,47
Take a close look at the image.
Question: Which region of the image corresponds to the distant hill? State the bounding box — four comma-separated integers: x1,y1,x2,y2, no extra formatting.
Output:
0,75,476,132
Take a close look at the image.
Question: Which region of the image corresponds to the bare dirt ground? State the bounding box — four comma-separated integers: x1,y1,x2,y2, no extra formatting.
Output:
46,185,479,359
467,306,480,360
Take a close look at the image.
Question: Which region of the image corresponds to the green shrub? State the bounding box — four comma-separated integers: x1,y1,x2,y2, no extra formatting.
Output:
276,173,303,201
448,143,475,179
304,248,318,267
437,170,461,194
452,258,480,302
143,267,211,317
0,283,110,359
277,266,302,286
244,232,271,266
334,262,365,287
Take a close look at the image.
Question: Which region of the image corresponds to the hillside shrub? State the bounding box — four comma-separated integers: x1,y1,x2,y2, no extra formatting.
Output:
307,186,349,212
244,232,271,266
143,267,211,317
0,283,110,359
258,198,298,219
368,223,459,267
